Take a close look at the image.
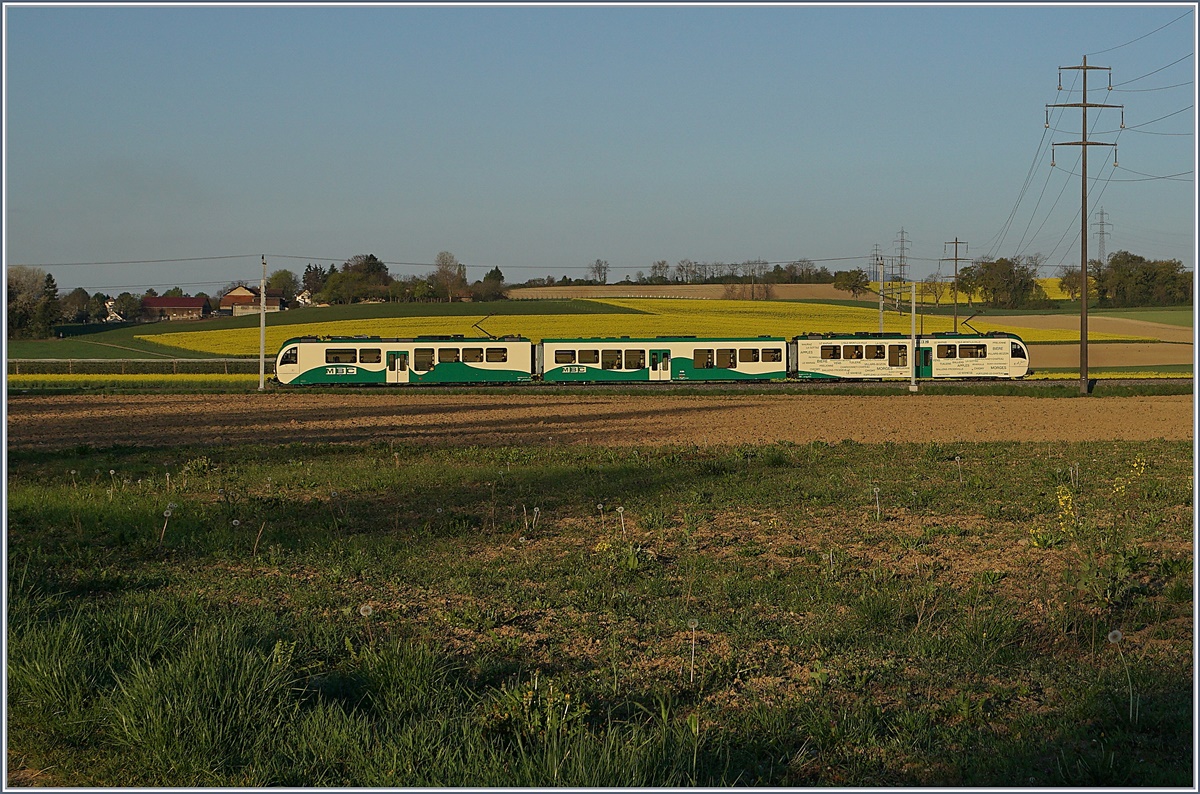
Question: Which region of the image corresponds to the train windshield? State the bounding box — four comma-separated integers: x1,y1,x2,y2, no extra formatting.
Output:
280,347,298,365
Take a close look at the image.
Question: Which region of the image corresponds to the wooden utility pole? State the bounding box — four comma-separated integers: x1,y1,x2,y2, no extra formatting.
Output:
943,238,968,333
1047,56,1122,396
259,255,267,391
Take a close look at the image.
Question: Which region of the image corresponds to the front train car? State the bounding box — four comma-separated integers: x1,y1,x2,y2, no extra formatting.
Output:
275,335,534,385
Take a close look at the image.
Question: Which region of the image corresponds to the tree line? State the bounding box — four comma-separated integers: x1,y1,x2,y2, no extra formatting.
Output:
830,250,1192,310
8,247,1189,339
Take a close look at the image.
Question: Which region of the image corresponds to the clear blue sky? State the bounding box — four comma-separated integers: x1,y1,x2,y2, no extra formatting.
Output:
4,3,1195,294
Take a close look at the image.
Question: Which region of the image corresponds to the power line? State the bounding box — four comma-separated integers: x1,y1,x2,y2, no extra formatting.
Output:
1087,10,1194,56
11,254,258,268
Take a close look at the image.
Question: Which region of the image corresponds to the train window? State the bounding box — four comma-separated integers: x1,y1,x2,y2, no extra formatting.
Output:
438,348,461,363
360,349,382,364
601,350,622,370
694,349,714,369
624,350,646,370
1010,343,1026,359
578,349,599,364
717,349,737,368
843,345,863,360
888,345,907,367
387,352,408,372
485,348,508,363
738,348,759,363
866,345,886,360
555,350,577,365
462,348,484,363
762,348,783,363
326,349,357,364
959,344,987,359
936,344,957,359
280,347,298,365
820,345,841,360
414,348,434,371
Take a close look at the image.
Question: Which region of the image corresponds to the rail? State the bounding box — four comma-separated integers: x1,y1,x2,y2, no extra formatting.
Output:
8,358,275,375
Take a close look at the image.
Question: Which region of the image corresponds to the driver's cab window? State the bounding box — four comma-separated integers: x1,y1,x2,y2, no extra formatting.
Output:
280,347,298,366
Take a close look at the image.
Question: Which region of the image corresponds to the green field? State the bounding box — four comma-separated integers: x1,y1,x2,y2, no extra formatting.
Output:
8,438,1192,786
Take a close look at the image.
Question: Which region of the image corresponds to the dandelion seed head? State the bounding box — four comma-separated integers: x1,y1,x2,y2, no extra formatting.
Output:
437,507,443,514
232,519,241,527
1108,629,1123,644
331,491,339,498
597,503,604,510
359,604,373,617
70,470,77,476
163,510,172,518
109,469,115,475
533,507,540,514
617,506,624,513
688,619,698,630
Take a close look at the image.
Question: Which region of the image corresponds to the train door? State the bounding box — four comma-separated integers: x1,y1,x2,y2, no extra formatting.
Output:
386,350,410,384
649,348,671,381
916,346,933,379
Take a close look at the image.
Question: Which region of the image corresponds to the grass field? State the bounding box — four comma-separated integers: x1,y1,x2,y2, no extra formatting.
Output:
7,437,1192,786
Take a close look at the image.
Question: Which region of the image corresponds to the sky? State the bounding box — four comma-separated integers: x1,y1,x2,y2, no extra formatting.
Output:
3,3,1196,295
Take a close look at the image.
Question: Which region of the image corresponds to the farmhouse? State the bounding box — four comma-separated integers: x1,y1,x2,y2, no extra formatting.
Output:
220,285,285,316
140,296,211,321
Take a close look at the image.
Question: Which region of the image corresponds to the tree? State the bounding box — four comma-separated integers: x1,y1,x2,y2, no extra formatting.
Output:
649,260,671,283
1057,265,1082,301
430,251,469,301
87,292,112,323
922,274,947,307
302,264,329,294
7,265,46,338
588,259,610,284
112,292,142,323
267,269,300,301
62,287,92,323
832,268,870,299
162,286,186,298
471,265,507,302
29,273,62,337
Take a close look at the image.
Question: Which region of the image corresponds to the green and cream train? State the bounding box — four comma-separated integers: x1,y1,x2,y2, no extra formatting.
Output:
274,331,1031,385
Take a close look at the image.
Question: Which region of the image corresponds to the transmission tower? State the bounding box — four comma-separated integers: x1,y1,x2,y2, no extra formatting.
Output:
1046,55,1123,396
1094,207,1112,266
881,228,910,312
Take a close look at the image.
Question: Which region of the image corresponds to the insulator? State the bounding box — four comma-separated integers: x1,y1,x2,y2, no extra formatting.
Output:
1057,71,1062,91
1120,109,1125,129
1045,109,1050,128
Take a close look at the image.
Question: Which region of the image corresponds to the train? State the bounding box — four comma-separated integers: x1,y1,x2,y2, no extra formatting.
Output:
274,331,1031,385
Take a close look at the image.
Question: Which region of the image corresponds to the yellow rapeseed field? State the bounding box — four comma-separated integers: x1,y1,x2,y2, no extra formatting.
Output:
143,298,1144,356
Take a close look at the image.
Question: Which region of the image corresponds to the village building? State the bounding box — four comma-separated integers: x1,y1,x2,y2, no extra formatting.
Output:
219,285,286,316
140,296,211,321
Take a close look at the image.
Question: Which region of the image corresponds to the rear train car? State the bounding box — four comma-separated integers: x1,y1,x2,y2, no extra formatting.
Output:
538,337,788,382
275,335,533,385
789,332,1030,380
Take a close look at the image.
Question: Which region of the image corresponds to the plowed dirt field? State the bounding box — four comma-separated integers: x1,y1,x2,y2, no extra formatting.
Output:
7,393,1192,450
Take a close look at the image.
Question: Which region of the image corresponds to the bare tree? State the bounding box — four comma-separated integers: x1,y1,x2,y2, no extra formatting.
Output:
922,274,947,307
431,251,469,301
588,259,610,284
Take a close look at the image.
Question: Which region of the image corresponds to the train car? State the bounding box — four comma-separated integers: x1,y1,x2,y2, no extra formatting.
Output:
275,335,533,385
790,332,1030,380
539,336,788,382
916,332,1031,379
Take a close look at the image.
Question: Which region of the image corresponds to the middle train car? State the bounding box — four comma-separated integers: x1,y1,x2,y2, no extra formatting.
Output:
538,336,788,382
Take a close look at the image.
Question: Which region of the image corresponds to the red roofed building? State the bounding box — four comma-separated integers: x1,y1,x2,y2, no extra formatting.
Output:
141,296,211,321
219,285,285,316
